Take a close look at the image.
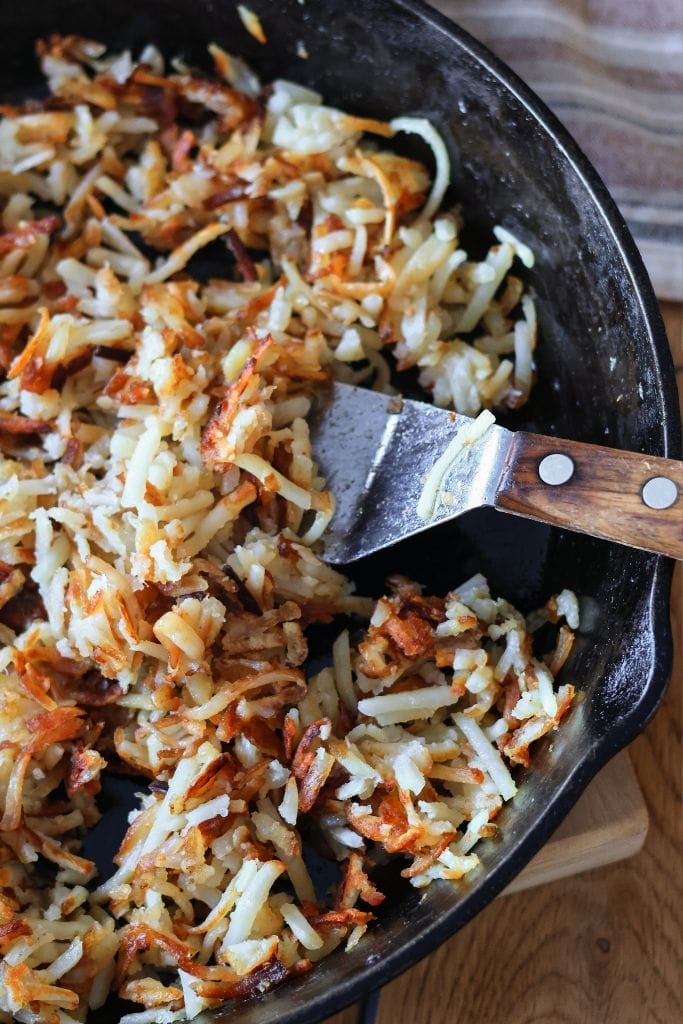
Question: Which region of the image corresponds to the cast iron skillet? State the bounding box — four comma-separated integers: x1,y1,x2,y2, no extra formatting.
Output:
0,1,679,1021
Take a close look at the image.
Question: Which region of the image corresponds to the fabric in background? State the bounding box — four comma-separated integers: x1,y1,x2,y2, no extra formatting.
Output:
430,0,683,300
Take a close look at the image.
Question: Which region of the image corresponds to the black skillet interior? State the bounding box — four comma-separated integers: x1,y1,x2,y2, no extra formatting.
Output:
0,1,679,1021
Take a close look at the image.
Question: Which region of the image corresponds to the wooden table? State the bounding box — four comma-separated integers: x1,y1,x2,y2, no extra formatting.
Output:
325,305,683,1024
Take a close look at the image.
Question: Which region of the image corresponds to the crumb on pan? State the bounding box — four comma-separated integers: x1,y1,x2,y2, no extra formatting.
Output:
237,5,268,45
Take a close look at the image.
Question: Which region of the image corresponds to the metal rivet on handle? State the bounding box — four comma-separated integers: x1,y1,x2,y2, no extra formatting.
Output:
538,452,575,486
642,476,678,510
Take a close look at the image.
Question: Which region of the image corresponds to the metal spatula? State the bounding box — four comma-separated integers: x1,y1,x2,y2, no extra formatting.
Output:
307,382,683,563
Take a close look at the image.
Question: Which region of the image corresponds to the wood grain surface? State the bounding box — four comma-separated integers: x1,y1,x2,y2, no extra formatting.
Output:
324,303,683,1024
504,749,647,896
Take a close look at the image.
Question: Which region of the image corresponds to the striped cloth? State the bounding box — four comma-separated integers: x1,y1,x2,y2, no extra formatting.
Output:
431,1,683,300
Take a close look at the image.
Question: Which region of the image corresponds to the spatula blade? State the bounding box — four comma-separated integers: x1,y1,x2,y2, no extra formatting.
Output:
308,382,512,563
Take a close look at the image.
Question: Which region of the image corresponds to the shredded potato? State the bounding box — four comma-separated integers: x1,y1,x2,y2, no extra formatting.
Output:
417,409,497,520
0,36,573,1023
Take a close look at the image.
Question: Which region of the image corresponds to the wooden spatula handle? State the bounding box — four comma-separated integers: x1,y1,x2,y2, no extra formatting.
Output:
495,432,683,559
